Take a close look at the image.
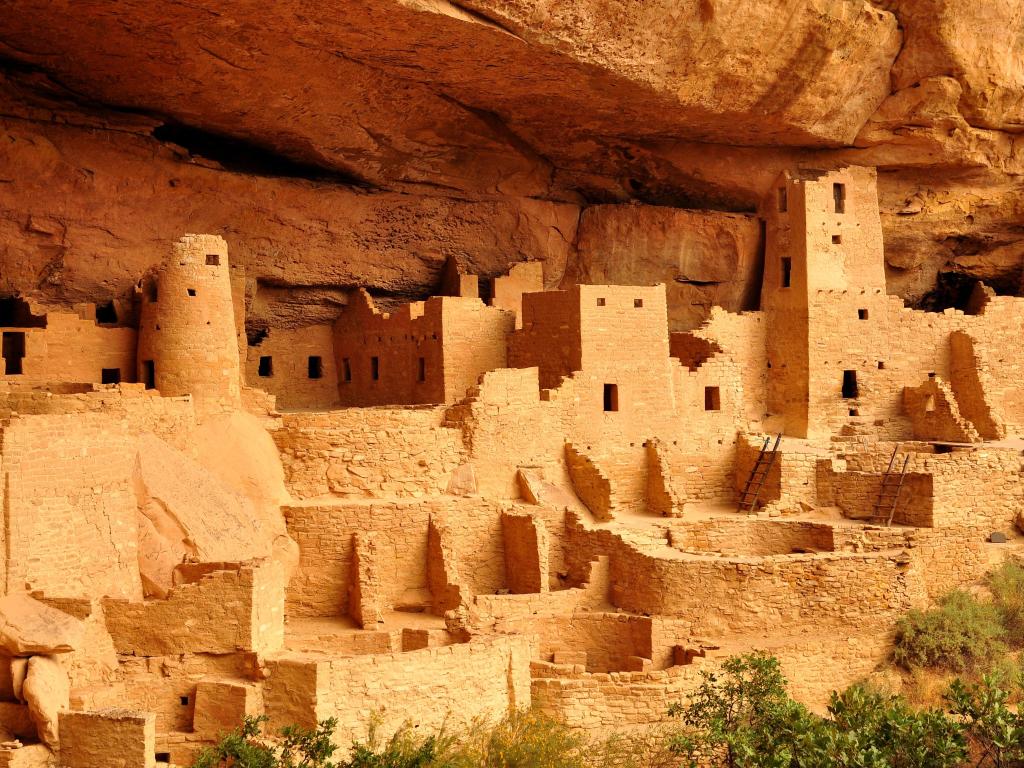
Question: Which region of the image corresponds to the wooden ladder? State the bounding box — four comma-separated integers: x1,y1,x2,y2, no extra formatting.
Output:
738,434,781,513
870,445,910,526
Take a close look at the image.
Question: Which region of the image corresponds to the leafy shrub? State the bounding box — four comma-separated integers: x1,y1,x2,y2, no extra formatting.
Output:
946,674,1024,768
894,591,1007,672
341,710,589,768
668,654,968,768
191,715,338,768
988,561,1024,646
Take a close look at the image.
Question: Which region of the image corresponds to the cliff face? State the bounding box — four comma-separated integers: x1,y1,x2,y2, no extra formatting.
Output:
1,0,1022,328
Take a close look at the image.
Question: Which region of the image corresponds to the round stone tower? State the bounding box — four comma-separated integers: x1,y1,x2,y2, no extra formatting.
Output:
137,234,241,412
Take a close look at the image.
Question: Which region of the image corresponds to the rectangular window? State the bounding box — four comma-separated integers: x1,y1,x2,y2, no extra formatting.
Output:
858,308,869,320
142,360,156,390
307,356,322,379
187,288,197,297
342,358,352,382
925,394,936,413
205,254,220,266
2,331,25,375
258,356,273,377
603,383,619,412
417,356,426,382
704,386,721,411
842,370,858,399
832,234,842,245
781,257,792,288
148,284,158,303
371,356,380,381
596,297,606,307
634,298,643,308
833,182,846,214
778,187,788,213
101,367,121,384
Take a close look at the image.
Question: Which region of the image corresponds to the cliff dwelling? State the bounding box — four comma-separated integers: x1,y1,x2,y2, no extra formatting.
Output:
2,3,1024,766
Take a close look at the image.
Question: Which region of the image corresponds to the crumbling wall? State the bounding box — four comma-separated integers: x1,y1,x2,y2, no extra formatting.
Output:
102,560,285,655
274,406,466,499
264,636,532,743
903,376,981,443
283,498,513,618
1,412,142,600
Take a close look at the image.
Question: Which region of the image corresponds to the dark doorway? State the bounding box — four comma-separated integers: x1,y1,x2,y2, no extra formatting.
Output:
342,358,352,382
308,356,323,379
2,332,25,375
833,183,846,214
842,370,858,399
704,386,721,411
258,356,273,377
95,301,118,324
781,257,792,288
101,368,121,384
371,356,380,381
142,360,156,389
603,383,619,412
417,357,426,382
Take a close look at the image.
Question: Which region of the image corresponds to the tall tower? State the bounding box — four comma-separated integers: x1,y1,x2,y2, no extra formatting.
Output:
137,234,241,414
760,166,886,437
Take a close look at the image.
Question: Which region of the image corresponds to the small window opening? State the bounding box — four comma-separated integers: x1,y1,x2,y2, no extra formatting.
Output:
95,301,118,324
101,368,121,385
258,356,273,377
833,182,846,214
2,332,26,375
928,371,936,379
155,753,171,764
342,358,352,382
179,696,189,706
849,408,859,417
371,356,380,381
858,308,869,320
596,297,606,307
307,356,322,379
925,394,936,413
417,357,426,382
634,298,643,308
832,235,842,245
781,257,792,288
205,254,220,266
778,187,788,213
842,370,858,399
704,386,721,411
878,361,885,370
187,288,196,297
603,383,619,412
148,283,158,303
142,360,155,390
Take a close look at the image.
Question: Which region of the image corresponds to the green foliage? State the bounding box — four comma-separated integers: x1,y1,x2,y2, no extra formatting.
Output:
668,654,968,768
894,591,1007,672
946,674,1024,768
340,710,588,768
191,715,338,768
989,561,1024,646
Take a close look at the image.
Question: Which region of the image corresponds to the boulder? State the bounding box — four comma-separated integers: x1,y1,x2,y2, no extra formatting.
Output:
0,595,84,656
22,656,69,749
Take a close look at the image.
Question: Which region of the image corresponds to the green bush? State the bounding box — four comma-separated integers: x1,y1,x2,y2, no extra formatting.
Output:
894,591,1007,672
988,561,1024,646
192,715,338,768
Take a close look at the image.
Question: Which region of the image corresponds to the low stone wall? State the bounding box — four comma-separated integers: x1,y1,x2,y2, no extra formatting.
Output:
669,518,835,556
531,660,704,730
103,560,285,655
284,498,515,618
567,514,913,636
264,635,532,745
273,406,466,500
